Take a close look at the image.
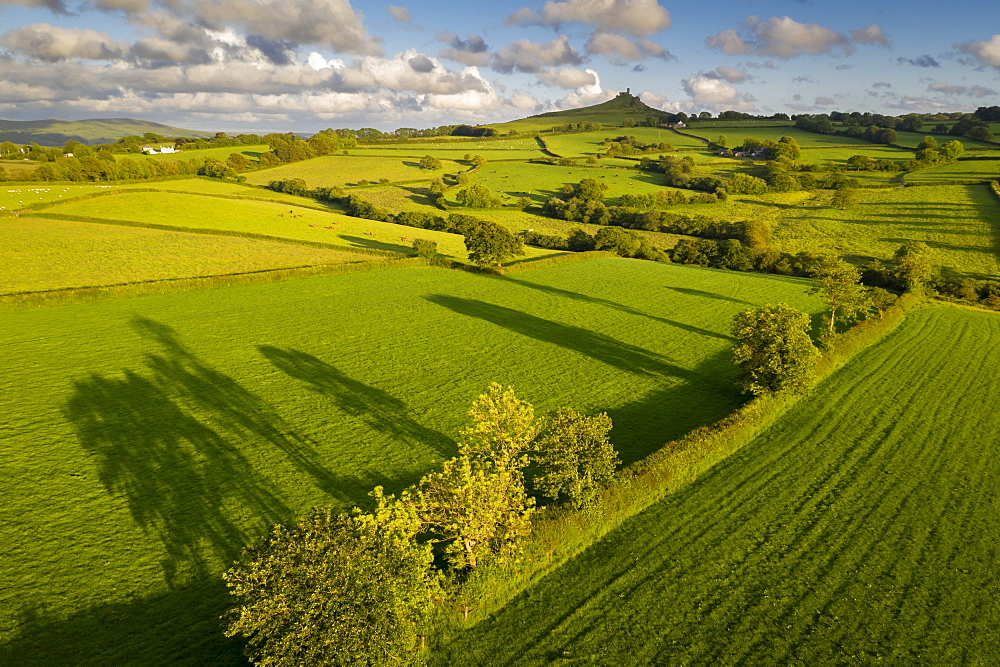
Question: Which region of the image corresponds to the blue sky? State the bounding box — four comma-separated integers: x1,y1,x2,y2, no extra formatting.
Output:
0,0,997,133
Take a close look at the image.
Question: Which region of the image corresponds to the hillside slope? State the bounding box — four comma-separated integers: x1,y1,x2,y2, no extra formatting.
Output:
0,118,214,145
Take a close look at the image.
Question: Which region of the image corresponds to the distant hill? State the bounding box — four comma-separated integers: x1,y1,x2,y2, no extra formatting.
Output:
487,91,669,133
0,118,215,146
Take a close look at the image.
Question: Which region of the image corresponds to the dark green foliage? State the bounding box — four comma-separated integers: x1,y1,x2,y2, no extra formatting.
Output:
419,155,443,170
223,507,436,666
345,194,391,221
594,226,642,257
732,304,819,395
461,219,524,268
894,242,934,290
533,408,618,509
412,238,438,259
456,183,501,208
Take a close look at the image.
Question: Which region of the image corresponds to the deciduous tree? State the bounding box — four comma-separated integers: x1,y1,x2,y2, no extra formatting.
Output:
223,504,436,667
533,408,618,509
809,256,870,336
462,219,523,268
732,304,819,395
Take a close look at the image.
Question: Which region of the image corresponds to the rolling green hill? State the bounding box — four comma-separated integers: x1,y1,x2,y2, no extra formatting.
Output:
0,118,214,146
487,91,669,133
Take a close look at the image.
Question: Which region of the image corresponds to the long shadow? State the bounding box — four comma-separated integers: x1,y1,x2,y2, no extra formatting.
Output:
663,286,756,306
257,346,456,459
338,233,412,254
426,294,696,378
605,348,743,465
503,277,732,340
3,580,247,665
64,318,362,586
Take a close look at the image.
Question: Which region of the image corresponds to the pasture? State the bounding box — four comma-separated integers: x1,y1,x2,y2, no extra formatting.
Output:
683,126,870,148
543,129,684,157
768,183,1000,277
242,155,463,188
39,190,535,260
461,161,671,206
435,304,1000,664
0,258,822,663
124,145,270,162
904,159,1000,183
0,216,375,295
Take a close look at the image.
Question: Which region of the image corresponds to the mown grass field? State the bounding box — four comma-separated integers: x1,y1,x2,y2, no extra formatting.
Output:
461,161,670,206
769,183,1000,277
0,258,822,664
1,183,127,210
0,216,375,294
544,129,682,157
352,148,543,162
904,159,1000,182
435,304,1000,665
243,155,463,188
40,190,540,260
683,126,870,148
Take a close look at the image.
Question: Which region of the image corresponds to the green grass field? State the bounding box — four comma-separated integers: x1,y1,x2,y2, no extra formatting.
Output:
0,216,375,294
352,148,543,162
434,304,1000,664
904,159,1000,183
769,183,1000,277
123,145,270,162
1,183,130,210
0,258,822,664
462,161,669,206
544,129,682,157
684,126,870,148
41,190,538,261
243,155,463,188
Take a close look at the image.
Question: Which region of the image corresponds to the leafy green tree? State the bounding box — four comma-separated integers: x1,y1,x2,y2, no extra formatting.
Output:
894,241,934,290
867,287,898,319
419,154,442,170
830,187,858,210
428,178,446,196
809,256,870,336
533,408,618,509
456,183,501,208
223,504,436,667
0,141,18,156
732,304,819,395
462,219,523,268
412,238,438,260
727,173,768,195
939,140,965,161
594,226,642,257
460,382,538,470
470,154,487,167
406,455,534,569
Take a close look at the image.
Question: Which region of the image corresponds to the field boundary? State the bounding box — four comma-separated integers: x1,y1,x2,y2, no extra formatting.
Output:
438,288,925,638
27,210,405,258
0,256,427,311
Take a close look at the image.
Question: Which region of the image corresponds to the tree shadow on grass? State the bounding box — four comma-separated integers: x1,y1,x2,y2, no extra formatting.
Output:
63,317,364,587
426,294,695,378
501,278,732,340
338,234,413,254
3,580,248,666
257,345,456,460
605,348,742,465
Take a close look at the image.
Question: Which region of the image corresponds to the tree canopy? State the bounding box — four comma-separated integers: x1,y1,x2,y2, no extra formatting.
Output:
732,304,820,395
461,219,524,268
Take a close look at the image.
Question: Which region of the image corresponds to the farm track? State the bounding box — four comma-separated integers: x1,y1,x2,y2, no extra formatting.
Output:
436,305,1000,664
